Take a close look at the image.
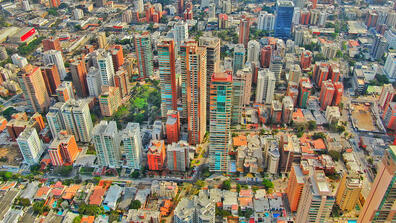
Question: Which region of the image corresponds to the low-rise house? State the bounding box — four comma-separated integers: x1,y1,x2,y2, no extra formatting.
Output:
34,186,51,201
125,209,160,223
118,187,137,210
62,184,81,201
151,181,178,199
103,185,122,210
223,191,238,215
88,186,107,206
20,182,39,202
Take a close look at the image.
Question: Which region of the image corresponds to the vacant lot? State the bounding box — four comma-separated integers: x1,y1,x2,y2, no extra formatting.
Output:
351,104,376,132
0,146,23,166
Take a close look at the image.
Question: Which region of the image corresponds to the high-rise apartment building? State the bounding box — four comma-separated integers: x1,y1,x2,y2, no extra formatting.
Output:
166,110,180,144
238,19,251,47
282,96,294,124
384,52,396,78
257,11,275,31
336,173,362,211
18,65,50,113
49,0,60,8
56,81,75,102
180,40,207,144
97,32,107,48
158,39,178,118
86,67,101,97
135,32,154,79
296,170,335,222
49,131,79,166
147,140,166,171
274,0,294,39
17,127,44,165
332,82,343,106
70,58,88,97
235,67,252,105
300,50,312,70
11,54,28,68
110,45,124,72
46,102,65,138
232,73,244,125
358,146,396,222
298,77,312,108
61,100,93,143
256,69,276,104
209,72,232,172
93,121,121,168
247,40,260,64
114,68,129,98
42,64,61,95
173,20,189,47
261,45,272,68
379,84,395,110
233,44,245,74
43,50,67,80
121,122,143,169
286,164,306,212
371,34,389,60
93,49,115,86
319,80,335,110
383,102,396,131
312,62,329,88
99,85,121,117
167,141,190,172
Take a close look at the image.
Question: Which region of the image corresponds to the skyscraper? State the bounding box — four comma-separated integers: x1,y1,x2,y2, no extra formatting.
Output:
232,73,244,125
298,77,312,108
158,38,177,118
93,121,121,168
180,41,207,145
42,64,61,96
110,45,124,72
135,32,154,79
173,20,189,47
147,140,166,171
257,11,275,31
233,44,245,73
247,40,260,64
286,164,307,212
97,32,107,48
296,170,335,222
313,62,329,88
18,65,50,113
61,100,93,143
379,84,395,110
371,34,389,60
114,68,129,98
86,67,101,97
235,67,252,105
358,146,396,222
93,49,115,86
274,0,295,39
199,36,220,116
384,52,396,78
255,69,276,104
121,122,143,169
383,102,396,130
238,18,251,47
70,58,88,97
43,50,67,80
209,72,232,172
46,102,66,138
300,50,312,70
319,80,335,110
17,127,44,165
49,131,79,166
261,45,272,68
335,173,362,211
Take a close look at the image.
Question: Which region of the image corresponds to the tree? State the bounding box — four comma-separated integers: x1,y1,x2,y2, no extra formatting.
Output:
19,198,31,207
78,204,104,216
57,166,73,177
72,216,82,223
130,200,141,210
262,179,274,190
131,170,140,179
236,183,241,193
312,132,326,140
308,120,317,131
195,180,205,189
33,201,49,214
215,207,231,217
222,180,231,190
328,150,341,161
336,125,345,133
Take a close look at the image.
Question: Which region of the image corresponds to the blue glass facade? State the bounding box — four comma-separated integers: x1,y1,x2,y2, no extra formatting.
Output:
274,1,294,39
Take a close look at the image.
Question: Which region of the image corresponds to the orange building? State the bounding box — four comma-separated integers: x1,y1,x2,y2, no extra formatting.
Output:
42,37,61,52
300,11,310,25
260,46,272,68
110,45,124,72
300,50,312,70
286,164,307,212
19,65,50,113
99,85,122,117
239,18,251,48
332,82,343,106
319,80,335,110
166,110,180,144
42,64,61,95
114,68,129,98
31,113,45,130
147,140,166,171
313,62,329,88
0,117,6,132
70,58,88,97
7,113,44,141
49,131,80,166
49,0,60,8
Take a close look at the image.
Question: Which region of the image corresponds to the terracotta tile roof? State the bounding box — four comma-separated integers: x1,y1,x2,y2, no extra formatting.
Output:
81,216,95,223
35,186,51,199
312,138,326,150
62,184,81,200
233,135,247,146
89,186,106,205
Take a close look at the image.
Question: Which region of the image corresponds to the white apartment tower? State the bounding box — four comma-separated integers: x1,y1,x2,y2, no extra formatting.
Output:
122,122,143,170
93,121,121,168
17,128,44,165
256,69,276,104
43,50,67,80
